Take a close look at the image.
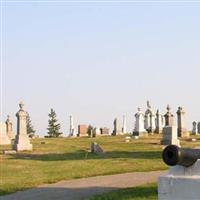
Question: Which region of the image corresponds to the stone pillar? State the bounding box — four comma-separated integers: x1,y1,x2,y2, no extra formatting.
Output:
122,115,127,134
0,121,11,145
158,160,200,200
144,101,156,133
155,109,163,134
192,121,197,135
176,107,189,137
133,108,147,136
13,102,32,151
5,115,15,140
69,115,76,137
161,105,180,146
112,118,122,136
197,122,200,134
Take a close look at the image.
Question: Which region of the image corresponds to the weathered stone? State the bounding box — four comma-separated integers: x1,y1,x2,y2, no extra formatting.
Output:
78,124,88,137
197,122,200,134
133,107,147,136
144,101,156,133
161,126,180,146
155,109,163,134
164,105,174,126
13,102,33,151
69,115,76,137
177,107,189,137
5,115,15,140
158,159,200,200
3,150,17,154
192,121,197,135
100,127,109,135
93,128,101,136
112,118,122,136
91,142,104,154
0,122,11,145
122,115,127,134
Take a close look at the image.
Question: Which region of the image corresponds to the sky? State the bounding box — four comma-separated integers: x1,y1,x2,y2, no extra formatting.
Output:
1,1,200,136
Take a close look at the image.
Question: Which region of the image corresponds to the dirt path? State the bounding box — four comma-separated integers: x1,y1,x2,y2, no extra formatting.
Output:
1,171,166,200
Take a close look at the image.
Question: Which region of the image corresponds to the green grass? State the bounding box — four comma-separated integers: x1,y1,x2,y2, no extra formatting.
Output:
1,135,200,196
86,183,157,200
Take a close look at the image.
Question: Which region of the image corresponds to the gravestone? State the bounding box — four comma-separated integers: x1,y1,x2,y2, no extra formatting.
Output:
192,121,197,135
5,115,15,140
13,102,33,151
155,109,163,134
122,115,127,134
197,122,200,134
78,124,88,137
133,107,147,136
161,105,180,146
177,107,189,137
91,142,104,154
164,105,174,126
158,159,200,200
69,115,76,137
93,128,101,136
144,101,156,133
0,122,11,145
112,118,122,135
100,127,109,135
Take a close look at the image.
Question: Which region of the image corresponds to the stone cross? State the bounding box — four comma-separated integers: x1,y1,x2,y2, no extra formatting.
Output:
13,102,32,151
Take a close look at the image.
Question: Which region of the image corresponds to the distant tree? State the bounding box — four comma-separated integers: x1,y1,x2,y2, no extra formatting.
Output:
26,113,36,138
47,108,62,138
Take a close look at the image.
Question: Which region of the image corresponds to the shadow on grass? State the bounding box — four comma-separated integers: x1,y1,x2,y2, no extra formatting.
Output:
0,185,157,200
9,150,162,161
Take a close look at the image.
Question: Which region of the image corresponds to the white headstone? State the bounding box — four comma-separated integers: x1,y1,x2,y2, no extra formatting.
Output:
133,107,147,136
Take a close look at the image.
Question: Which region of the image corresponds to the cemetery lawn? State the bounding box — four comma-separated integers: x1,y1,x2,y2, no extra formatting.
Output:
87,183,157,200
1,135,200,196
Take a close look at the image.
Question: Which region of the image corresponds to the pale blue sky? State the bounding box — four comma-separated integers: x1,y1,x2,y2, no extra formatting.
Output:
2,1,200,136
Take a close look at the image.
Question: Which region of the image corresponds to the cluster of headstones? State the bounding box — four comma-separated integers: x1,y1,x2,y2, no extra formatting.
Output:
0,102,32,151
192,121,200,135
132,101,189,145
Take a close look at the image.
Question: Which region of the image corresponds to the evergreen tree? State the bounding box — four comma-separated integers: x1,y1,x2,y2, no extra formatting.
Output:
47,108,62,137
26,113,36,138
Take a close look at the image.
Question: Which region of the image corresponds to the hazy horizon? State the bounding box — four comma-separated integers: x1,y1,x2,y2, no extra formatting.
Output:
1,1,200,136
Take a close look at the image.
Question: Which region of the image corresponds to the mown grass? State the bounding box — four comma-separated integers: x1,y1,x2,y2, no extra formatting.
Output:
86,183,157,200
1,135,200,196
